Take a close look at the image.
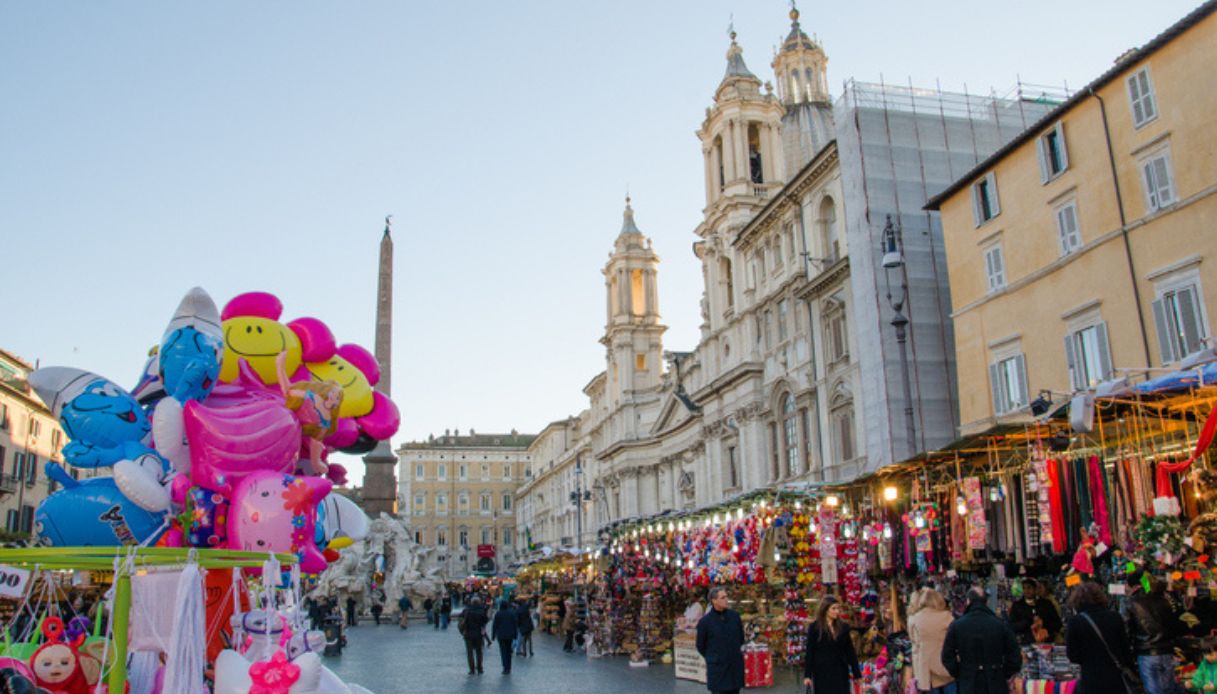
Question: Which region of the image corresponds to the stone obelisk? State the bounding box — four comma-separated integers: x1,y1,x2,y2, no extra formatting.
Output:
361,216,398,516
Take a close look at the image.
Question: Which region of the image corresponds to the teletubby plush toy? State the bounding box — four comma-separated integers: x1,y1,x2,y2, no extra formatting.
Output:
28,617,89,694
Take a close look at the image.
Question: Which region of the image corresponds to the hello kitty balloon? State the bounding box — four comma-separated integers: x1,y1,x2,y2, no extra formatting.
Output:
228,471,331,573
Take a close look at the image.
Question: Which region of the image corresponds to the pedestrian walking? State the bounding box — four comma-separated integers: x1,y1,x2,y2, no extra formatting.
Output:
424,596,435,626
515,599,534,656
345,596,357,627
562,598,577,652
1065,581,1140,694
440,594,453,630
803,596,861,694
460,597,490,676
491,598,519,675
908,589,955,694
398,594,413,629
370,600,383,626
1125,571,1185,694
941,586,1021,694
696,586,746,694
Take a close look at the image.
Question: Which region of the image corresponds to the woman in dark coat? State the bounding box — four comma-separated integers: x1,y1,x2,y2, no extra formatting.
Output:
804,597,862,694
1066,581,1137,694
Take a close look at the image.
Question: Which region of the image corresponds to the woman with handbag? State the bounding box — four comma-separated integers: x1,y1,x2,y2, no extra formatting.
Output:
1065,581,1142,694
804,597,862,694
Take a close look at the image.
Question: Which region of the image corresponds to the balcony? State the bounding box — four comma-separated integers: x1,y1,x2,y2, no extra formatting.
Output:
0,474,16,496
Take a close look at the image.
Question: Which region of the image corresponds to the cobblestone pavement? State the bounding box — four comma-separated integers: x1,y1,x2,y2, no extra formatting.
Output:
322,614,801,693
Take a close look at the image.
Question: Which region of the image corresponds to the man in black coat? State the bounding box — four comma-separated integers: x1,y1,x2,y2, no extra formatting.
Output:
696,587,746,694
942,586,1021,694
460,597,490,675
491,599,520,675
1008,579,1063,644
515,600,534,656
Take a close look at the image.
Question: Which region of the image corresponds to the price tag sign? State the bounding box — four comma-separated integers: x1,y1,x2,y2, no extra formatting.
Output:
0,564,31,599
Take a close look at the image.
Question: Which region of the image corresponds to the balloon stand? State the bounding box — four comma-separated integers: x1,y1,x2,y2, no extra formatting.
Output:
0,546,296,692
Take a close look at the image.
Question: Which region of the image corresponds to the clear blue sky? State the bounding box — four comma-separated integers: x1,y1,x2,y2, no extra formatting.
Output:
0,1,1200,485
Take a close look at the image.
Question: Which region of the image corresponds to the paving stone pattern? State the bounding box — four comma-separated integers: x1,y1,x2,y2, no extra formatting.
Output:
322,612,802,693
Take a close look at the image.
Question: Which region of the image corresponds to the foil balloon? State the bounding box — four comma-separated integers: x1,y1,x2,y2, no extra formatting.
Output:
36,464,167,547
183,399,300,496
158,287,223,404
228,472,331,574
219,292,302,386
27,367,154,469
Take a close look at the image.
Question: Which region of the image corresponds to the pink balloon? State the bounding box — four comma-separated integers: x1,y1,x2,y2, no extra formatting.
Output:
228,471,332,574
323,417,359,448
221,291,283,321
287,317,336,363
0,656,34,680
356,391,399,440
184,398,300,495
335,343,379,386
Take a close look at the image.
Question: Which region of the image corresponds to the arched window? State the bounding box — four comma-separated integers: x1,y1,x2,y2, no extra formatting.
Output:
748,123,764,184
721,257,734,310
819,197,839,262
805,68,816,100
790,69,801,102
783,393,800,476
830,385,856,463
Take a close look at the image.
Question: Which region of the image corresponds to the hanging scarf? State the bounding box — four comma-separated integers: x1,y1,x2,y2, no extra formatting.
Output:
1086,456,1113,545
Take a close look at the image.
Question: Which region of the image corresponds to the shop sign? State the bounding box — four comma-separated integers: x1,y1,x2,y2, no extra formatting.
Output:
674,633,706,683
477,544,496,558
0,564,30,599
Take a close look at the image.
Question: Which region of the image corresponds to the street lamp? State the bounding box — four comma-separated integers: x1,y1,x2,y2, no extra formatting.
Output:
881,215,917,460
569,454,592,602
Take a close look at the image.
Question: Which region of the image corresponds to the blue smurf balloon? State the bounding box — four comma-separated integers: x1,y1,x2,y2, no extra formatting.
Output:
36,463,167,546
28,367,154,468
158,287,223,403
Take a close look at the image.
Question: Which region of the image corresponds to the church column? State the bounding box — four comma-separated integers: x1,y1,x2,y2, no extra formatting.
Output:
703,147,714,203
736,120,750,184
646,270,658,315
722,121,737,185
769,123,785,182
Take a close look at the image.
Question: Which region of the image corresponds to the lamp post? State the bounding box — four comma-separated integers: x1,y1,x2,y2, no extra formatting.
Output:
881,215,917,460
570,454,592,602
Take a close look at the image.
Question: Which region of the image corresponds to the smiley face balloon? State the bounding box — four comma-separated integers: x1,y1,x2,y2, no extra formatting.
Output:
219,292,302,385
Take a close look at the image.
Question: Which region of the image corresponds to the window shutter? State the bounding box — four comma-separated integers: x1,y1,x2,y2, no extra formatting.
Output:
1178,286,1204,356
1152,297,1176,364
1143,161,1159,210
1056,122,1068,171
1128,74,1145,125
1064,334,1079,390
986,172,1000,216
1095,321,1113,381
1152,157,1173,206
990,362,1005,415
1037,136,1051,183
972,184,983,227
1014,354,1028,408
1138,71,1156,120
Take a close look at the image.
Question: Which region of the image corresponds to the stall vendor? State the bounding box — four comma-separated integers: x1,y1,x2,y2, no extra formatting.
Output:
1008,579,1062,644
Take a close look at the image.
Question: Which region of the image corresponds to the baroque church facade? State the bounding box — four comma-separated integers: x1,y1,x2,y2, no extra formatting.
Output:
516,8,1054,550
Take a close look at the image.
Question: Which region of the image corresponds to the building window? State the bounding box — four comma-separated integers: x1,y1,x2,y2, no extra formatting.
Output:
984,243,1006,293
436,528,447,546
480,493,491,512
801,407,817,472
480,463,489,480
12,452,24,480
763,310,774,350
990,353,1029,415
832,405,855,462
20,505,34,534
824,300,849,363
818,197,839,263
725,445,738,489
972,172,1001,225
51,429,62,452
415,463,424,480
481,526,492,545
458,492,469,515
502,493,512,511
1153,282,1208,364
458,529,469,547
437,463,447,481
782,394,800,477
0,446,6,474
1037,123,1069,182
502,464,511,480
503,528,513,546
458,464,467,480
1066,322,1113,390
721,258,735,310
1139,147,1175,213
436,493,448,514
1127,66,1157,128
4,510,16,533
414,493,425,515
415,530,422,543
1056,202,1081,256
635,353,646,370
